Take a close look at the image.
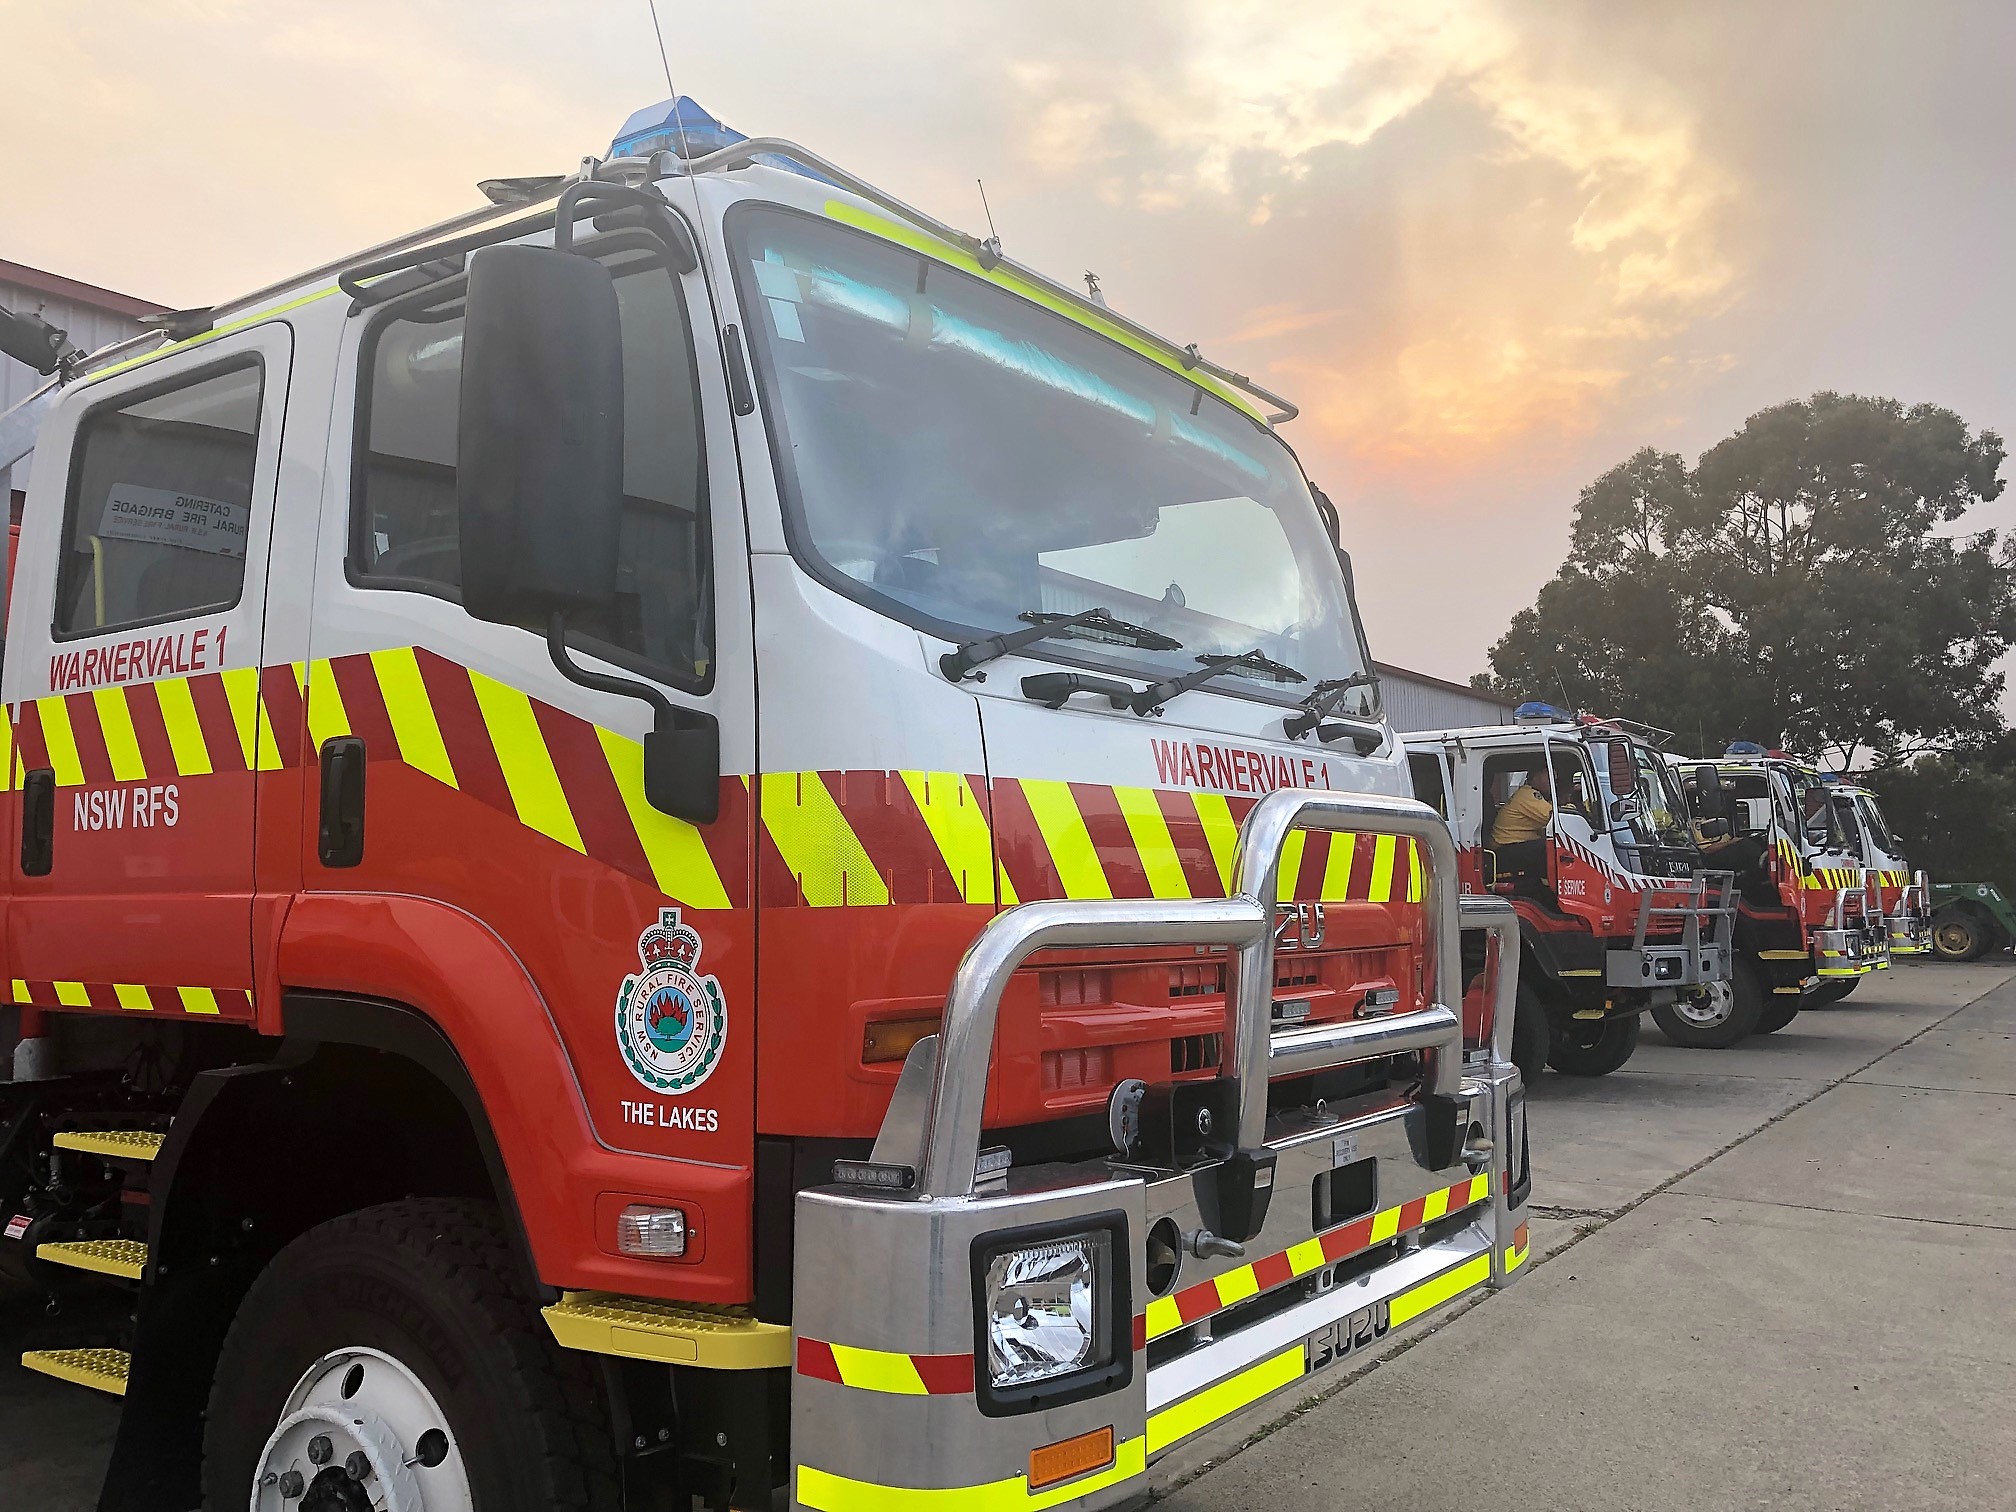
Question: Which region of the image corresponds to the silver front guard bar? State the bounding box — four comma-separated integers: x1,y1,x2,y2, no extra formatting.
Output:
903,789,1467,1197
1606,869,1736,991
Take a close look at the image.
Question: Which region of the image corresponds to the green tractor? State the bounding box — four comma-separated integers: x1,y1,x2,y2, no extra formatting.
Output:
1928,882,2016,962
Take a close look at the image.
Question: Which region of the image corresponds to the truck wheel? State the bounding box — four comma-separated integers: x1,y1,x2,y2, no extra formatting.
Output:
1546,1012,1640,1076
202,1198,618,1512
1754,994,1801,1034
1932,911,1984,962
1806,978,1858,1008
1511,982,1552,1084
1650,964,1764,1049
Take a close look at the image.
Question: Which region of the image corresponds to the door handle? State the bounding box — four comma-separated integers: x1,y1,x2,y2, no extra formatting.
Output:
20,767,54,876
317,736,366,868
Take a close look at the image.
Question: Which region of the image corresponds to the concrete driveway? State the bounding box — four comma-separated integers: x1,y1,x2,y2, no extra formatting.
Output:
1157,961,2016,1511
5,963,2011,1509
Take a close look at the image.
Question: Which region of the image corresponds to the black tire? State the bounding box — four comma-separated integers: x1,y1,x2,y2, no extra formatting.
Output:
1546,1011,1640,1076
201,1198,618,1512
1650,958,1765,1049
1931,910,1985,963
1511,981,1553,1084
1754,993,1801,1034
1806,977,1859,1008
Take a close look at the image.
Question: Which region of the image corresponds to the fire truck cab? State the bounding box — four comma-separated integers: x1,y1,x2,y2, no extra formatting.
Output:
1404,706,1734,1081
1678,744,1881,1019
0,100,1529,1512
1823,775,1931,965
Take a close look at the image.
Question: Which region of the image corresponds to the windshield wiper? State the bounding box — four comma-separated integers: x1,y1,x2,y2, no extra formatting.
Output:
940,607,1181,682
1124,648,1306,717
1283,670,1382,739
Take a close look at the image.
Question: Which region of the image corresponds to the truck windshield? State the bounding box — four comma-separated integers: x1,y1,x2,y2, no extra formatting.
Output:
1626,744,1694,850
1856,794,1899,857
728,204,1374,715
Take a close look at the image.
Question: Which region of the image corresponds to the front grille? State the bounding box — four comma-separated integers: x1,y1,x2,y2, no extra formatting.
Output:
1171,1034,1221,1074
1170,963,1226,999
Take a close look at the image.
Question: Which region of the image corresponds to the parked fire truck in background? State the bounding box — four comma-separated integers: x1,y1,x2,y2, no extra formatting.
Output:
1821,774,1931,968
0,98,1529,1512
1676,744,1880,1018
1405,705,1733,1080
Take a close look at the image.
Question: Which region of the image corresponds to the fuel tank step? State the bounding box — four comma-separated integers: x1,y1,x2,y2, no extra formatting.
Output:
37,1238,146,1281
20,1347,129,1396
52,1130,165,1162
541,1291,791,1370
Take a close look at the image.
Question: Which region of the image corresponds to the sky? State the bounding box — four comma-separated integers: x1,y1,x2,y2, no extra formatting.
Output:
6,0,2015,707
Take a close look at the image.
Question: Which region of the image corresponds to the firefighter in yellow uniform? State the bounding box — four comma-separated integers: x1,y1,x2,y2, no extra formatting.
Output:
1491,765,1553,877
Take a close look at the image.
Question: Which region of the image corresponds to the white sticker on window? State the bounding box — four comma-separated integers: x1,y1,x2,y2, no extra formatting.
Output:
99,484,249,559
767,298,805,343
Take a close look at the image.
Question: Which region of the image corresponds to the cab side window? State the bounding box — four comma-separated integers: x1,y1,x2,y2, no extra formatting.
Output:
1407,752,1447,818
351,239,712,689
55,361,262,638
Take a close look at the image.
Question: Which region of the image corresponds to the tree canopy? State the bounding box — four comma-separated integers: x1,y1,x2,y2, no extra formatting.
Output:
1479,393,2014,765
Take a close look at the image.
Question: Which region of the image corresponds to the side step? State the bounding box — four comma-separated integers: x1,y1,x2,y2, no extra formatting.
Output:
37,1238,146,1281
542,1291,791,1370
52,1130,165,1162
20,1347,130,1396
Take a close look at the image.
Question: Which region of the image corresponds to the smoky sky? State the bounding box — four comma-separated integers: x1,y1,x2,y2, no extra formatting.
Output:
7,1,2014,712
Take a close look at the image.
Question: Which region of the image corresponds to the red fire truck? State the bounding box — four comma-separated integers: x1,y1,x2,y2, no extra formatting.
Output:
0,99,1528,1511
1405,706,1735,1079
1672,744,1878,1026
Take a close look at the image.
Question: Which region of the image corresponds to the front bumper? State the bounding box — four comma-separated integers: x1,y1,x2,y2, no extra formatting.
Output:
1886,914,1931,956
1811,927,1871,978
790,1066,1527,1510
786,791,1528,1511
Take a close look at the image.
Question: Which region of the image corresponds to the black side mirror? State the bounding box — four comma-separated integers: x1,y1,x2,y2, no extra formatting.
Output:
456,242,719,824
457,243,626,624
1687,763,1725,819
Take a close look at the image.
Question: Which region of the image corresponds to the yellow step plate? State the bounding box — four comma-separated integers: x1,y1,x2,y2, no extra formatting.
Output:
52,1130,165,1162
542,1291,790,1370
37,1239,147,1281
20,1347,129,1396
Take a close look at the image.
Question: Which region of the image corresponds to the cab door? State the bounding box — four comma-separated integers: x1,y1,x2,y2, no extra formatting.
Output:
296,225,757,1169
4,326,292,1019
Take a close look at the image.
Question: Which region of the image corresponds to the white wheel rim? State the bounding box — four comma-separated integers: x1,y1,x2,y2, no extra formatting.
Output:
1673,981,1733,1029
251,1346,472,1512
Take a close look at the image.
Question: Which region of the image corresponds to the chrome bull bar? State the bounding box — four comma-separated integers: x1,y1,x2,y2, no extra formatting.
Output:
903,789,1467,1200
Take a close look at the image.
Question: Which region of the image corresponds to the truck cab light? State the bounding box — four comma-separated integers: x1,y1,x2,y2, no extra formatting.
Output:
863,1015,940,1065
616,1205,689,1259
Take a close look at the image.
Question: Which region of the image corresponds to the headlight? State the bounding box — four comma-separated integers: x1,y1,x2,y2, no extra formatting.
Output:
972,1214,1131,1416
985,1234,1106,1387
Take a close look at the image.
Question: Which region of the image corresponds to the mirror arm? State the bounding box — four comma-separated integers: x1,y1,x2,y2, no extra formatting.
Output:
545,613,720,824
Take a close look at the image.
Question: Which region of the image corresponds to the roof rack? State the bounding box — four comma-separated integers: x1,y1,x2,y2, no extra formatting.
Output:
663,135,1300,425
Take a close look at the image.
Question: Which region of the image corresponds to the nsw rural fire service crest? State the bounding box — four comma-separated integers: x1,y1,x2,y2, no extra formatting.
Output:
616,910,726,1095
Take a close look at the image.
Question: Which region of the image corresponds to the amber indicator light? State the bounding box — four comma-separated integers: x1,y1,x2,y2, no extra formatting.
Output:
1028,1426,1115,1490
861,1016,940,1065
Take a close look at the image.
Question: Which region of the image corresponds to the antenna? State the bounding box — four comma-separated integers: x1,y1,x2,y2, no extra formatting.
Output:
644,0,679,99
973,178,1004,268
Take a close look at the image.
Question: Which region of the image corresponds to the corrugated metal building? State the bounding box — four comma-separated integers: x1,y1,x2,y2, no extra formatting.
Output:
1375,660,1514,732
2,259,165,510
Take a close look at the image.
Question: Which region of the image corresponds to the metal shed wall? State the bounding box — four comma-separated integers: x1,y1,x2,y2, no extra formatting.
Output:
1376,661,1515,732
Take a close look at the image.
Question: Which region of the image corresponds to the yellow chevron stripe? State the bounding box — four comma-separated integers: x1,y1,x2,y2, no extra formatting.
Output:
1408,839,1424,903
151,678,212,777
1420,1186,1450,1222
826,1343,926,1396
1320,830,1357,901
112,983,152,1012
9,980,27,1002
1286,1236,1328,1277
467,669,585,855
1021,779,1111,899
1144,1295,1184,1342
762,771,890,907
1275,830,1307,902
0,707,14,792
371,648,458,789
1113,785,1191,900
1367,833,1398,903
1192,790,1240,893
901,771,1001,905
53,981,90,1007
596,727,731,908
294,660,354,749
1370,1207,1400,1243
37,697,86,787
1212,1265,1260,1308
91,688,146,782
219,666,282,772
177,986,221,1015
